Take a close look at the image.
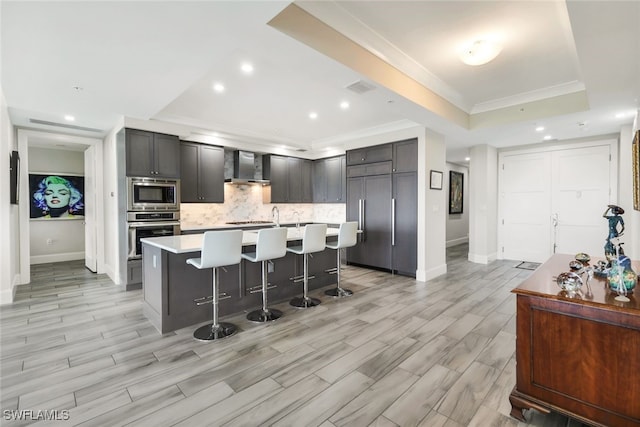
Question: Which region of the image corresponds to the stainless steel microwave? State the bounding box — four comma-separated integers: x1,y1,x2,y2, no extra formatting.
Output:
127,177,180,211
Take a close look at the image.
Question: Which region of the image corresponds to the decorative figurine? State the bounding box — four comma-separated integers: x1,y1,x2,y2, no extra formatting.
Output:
603,204,625,261
602,204,636,299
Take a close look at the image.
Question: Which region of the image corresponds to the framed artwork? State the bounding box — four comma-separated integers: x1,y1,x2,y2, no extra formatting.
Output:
634,130,639,211
28,173,85,219
430,170,443,190
9,151,19,204
449,170,464,214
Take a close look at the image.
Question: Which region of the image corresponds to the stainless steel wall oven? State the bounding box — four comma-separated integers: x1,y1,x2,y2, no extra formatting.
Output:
127,211,180,260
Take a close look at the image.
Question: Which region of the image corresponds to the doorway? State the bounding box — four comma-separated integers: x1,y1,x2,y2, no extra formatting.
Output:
498,140,617,263
17,129,105,285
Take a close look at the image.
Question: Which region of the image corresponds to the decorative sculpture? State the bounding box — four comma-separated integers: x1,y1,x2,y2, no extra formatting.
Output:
602,204,625,261
602,204,636,299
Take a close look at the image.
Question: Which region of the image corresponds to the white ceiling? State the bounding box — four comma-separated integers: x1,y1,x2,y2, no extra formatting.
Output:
2,1,638,163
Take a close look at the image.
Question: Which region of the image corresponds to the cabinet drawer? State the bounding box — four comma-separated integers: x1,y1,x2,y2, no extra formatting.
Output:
347,161,392,177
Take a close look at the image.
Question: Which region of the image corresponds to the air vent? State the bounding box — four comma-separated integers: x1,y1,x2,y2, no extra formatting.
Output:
345,80,376,94
29,119,103,133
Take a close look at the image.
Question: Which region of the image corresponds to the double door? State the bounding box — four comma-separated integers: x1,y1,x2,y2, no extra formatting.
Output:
499,143,614,262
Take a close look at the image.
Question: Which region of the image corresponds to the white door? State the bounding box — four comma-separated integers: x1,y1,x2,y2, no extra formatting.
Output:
551,145,611,256
84,145,97,272
500,143,613,263
500,152,552,262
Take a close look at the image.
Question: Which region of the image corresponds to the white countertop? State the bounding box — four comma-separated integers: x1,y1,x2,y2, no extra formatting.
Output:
141,226,340,254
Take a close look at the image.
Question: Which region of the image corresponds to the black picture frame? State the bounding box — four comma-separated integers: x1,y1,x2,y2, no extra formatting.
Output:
28,173,85,219
449,170,463,214
9,151,19,205
430,170,443,190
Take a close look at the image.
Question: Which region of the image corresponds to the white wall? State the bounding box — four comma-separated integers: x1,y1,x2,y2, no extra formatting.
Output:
468,144,498,264
102,121,125,285
28,147,85,264
446,163,469,247
1,88,19,304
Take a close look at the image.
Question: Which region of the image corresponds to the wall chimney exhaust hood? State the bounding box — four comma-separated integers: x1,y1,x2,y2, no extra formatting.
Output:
225,150,269,185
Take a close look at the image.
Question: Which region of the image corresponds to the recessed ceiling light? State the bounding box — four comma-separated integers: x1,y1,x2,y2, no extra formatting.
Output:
459,39,502,66
464,157,471,162
340,101,350,110
309,112,318,120
64,115,75,122
535,126,545,132
543,135,552,140
213,83,225,93
240,63,254,74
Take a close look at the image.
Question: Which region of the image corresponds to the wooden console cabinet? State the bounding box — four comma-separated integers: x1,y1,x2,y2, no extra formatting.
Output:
510,254,640,427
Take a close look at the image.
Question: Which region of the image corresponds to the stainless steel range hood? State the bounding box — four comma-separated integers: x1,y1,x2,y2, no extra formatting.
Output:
225,150,269,185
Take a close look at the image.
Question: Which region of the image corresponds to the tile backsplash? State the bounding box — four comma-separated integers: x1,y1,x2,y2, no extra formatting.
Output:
180,183,345,229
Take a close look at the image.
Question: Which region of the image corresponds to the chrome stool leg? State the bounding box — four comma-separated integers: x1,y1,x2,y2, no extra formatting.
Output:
325,248,353,297
290,253,321,308
194,267,237,341
247,260,283,322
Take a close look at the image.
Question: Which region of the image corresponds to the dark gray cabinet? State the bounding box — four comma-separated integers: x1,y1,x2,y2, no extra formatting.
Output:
263,155,313,203
126,129,180,178
392,172,418,275
347,174,392,270
346,138,417,276
346,144,392,166
180,142,224,203
393,138,418,173
314,155,346,203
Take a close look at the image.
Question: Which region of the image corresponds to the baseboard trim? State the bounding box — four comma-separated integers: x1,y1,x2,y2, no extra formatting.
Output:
468,252,498,264
0,275,19,305
446,237,469,248
416,263,447,282
30,252,84,265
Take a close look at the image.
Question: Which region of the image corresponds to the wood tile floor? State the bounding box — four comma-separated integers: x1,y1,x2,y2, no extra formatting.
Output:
0,245,588,426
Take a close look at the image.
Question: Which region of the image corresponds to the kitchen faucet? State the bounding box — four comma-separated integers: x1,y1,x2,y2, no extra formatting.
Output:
272,206,280,227
294,211,300,231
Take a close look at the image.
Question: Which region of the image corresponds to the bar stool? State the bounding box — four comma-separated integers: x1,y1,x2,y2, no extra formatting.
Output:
288,223,328,308
242,227,288,322
186,230,243,342
324,222,358,297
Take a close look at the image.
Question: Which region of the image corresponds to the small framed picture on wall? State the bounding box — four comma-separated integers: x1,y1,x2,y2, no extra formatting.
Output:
430,170,443,190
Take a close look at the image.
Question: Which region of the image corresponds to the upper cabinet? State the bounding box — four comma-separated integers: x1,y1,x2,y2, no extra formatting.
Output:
125,129,180,178
346,144,392,166
392,138,418,173
263,155,313,203
180,142,224,203
313,155,346,203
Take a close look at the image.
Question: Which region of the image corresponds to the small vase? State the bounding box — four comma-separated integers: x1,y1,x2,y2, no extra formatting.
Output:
607,259,637,295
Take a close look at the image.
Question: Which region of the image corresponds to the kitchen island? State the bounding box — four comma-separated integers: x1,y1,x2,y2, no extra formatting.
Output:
141,227,340,334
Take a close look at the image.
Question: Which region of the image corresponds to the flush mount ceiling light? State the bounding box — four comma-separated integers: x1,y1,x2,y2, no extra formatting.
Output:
212,83,225,93
309,112,318,120
240,62,254,74
340,101,350,110
459,39,502,66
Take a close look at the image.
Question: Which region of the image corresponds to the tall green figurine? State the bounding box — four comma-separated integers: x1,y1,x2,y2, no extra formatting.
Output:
603,204,625,261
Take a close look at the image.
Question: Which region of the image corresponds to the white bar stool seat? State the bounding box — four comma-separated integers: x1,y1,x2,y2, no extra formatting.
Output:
186,230,243,342
287,224,327,308
324,221,358,297
242,227,288,322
